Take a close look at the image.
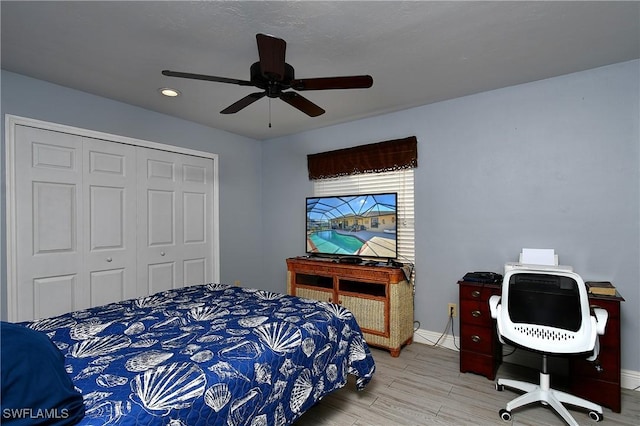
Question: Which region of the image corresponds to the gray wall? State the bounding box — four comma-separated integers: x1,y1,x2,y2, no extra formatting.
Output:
261,60,640,373
0,70,265,319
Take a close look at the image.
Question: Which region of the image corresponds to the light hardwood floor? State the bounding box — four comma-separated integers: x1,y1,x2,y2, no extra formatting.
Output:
295,343,640,425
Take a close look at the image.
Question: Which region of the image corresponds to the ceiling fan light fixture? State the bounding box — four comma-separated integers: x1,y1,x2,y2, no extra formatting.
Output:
159,87,181,97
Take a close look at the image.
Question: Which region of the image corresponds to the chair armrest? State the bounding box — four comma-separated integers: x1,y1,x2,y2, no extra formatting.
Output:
489,295,501,319
586,337,600,361
592,307,608,335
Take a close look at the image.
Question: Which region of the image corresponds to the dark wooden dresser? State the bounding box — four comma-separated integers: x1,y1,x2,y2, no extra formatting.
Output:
458,280,503,380
458,280,624,413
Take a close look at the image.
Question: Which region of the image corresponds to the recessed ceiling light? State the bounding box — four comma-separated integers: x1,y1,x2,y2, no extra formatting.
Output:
159,87,181,97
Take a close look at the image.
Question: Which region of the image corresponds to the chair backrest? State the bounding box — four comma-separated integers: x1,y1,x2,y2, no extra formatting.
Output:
494,267,598,354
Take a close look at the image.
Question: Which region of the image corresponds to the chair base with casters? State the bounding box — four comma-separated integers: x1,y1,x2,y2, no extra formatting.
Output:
495,354,604,425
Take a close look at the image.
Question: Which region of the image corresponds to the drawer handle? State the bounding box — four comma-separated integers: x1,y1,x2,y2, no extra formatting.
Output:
471,335,481,343
471,310,482,318
471,290,481,298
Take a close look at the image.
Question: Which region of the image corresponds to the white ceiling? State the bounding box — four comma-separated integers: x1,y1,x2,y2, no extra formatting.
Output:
2,1,639,141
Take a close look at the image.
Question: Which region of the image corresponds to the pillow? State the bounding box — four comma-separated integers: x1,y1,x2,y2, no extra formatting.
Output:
1,321,85,425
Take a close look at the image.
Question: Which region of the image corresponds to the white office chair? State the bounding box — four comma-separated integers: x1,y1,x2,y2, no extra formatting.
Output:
488,267,608,426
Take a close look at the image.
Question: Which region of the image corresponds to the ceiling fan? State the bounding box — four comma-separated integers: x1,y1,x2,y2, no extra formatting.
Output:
162,33,373,118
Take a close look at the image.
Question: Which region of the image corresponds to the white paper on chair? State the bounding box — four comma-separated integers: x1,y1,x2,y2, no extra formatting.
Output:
520,248,556,266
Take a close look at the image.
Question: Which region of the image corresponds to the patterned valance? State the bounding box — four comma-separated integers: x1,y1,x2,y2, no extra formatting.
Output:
307,136,418,180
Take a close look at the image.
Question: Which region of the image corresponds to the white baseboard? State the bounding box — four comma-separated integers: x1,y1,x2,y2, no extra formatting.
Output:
412,327,459,351
411,328,639,391
621,368,640,391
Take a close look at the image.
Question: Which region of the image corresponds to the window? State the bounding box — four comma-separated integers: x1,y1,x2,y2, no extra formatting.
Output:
313,169,415,265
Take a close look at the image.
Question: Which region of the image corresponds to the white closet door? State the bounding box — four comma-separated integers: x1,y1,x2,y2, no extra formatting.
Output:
8,117,218,322
83,138,138,306
180,154,214,286
15,126,86,321
136,148,213,295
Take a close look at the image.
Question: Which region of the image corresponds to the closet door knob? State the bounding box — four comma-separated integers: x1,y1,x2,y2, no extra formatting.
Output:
106,257,113,262
160,251,166,256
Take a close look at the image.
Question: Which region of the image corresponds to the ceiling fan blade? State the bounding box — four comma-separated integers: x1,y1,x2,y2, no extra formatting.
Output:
162,70,253,86
279,92,325,117
290,75,373,91
220,92,266,114
256,33,286,81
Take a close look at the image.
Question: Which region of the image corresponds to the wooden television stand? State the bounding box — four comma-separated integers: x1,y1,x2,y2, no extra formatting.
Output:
286,257,414,356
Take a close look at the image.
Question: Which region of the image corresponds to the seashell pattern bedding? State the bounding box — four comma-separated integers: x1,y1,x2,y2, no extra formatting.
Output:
23,283,376,425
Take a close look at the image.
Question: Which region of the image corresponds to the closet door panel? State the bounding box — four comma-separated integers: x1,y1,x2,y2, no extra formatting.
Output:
89,186,124,250
90,269,125,307
148,190,175,246
83,138,137,305
33,275,77,319
137,149,181,295
137,148,213,294
180,158,213,286
148,262,176,294
184,192,205,243
184,258,206,286
33,182,77,253
15,126,85,321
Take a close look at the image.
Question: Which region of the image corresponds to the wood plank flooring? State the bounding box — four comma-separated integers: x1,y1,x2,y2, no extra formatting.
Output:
294,343,640,425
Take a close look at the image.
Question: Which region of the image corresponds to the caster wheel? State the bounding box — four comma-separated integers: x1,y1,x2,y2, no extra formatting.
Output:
495,383,504,391
588,411,603,422
499,409,512,421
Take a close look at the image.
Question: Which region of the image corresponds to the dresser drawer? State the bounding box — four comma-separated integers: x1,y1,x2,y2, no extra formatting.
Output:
460,324,494,354
460,350,499,380
460,299,493,326
459,282,500,302
571,357,618,383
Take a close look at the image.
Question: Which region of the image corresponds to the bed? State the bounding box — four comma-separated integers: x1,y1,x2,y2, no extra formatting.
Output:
11,284,376,425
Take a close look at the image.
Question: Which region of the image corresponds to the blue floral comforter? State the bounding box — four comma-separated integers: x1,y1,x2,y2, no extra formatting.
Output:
24,284,376,425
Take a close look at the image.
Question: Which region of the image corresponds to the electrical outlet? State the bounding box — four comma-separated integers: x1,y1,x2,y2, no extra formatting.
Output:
447,303,457,318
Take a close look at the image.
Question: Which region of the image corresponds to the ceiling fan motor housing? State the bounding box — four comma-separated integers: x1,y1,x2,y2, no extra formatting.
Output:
250,62,295,97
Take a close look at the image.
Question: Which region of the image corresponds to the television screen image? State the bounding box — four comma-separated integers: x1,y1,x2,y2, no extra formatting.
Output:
306,193,398,259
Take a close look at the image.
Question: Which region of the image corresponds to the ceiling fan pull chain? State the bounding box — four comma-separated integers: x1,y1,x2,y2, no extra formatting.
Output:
269,98,272,128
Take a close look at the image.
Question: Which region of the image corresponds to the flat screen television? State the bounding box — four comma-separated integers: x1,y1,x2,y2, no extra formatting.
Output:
306,192,398,260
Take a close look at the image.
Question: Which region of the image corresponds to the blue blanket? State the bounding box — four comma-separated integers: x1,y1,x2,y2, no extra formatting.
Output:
23,284,376,425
